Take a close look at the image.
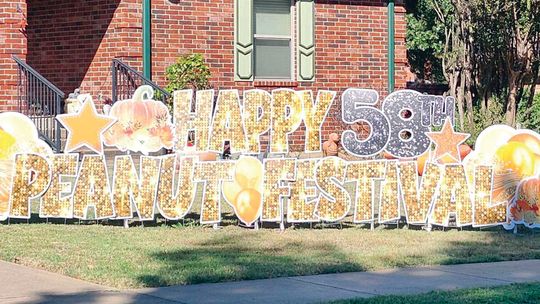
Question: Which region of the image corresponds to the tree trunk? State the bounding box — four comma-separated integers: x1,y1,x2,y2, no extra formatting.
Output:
457,72,467,129
450,70,464,130
464,69,474,127
506,73,519,127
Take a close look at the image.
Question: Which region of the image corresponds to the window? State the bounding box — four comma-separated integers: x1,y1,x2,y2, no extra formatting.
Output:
253,0,292,80
234,0,315,82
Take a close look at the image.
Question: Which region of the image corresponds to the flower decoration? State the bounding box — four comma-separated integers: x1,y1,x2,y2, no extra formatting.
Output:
104,85,174,154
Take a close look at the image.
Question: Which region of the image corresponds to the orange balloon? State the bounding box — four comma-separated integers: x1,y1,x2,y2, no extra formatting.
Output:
382,151,397,160
508,133,540,155
234,188,262,225
459,144,472,160
416,150,430,176
495,142,536,178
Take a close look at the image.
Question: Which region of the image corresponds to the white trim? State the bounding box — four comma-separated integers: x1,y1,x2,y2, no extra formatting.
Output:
254,34,291,40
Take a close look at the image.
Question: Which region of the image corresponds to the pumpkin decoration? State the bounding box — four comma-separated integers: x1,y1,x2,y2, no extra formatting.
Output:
222,156,263,226
509,177,540,227
103,85,174,154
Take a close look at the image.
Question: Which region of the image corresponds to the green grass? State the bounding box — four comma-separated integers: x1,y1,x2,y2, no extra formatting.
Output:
0,221,538,289
327,282,540,304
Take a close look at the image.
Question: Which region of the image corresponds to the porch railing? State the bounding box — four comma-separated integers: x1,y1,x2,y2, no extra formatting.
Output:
111,59,171,103
14,56,65,152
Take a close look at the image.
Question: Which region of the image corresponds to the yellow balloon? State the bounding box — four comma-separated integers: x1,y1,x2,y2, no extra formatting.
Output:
0,159,12,210
234,188,262,225
0,112,38,142
222,180,243,206
0,129,16,160
475,125,516,157
235,156,263,188
495,141,536,178
534,154,540,176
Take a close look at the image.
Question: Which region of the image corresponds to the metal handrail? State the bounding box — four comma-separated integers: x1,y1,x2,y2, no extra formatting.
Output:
111,59,171,103
13,56,65,96
13,56,65,152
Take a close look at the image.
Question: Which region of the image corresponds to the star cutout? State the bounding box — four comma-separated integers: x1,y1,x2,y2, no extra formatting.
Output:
426,118,470,163
56,98,116,154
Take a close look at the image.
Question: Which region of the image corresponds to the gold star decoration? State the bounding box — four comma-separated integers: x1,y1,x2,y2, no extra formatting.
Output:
56,98,116,154
426,117,470,163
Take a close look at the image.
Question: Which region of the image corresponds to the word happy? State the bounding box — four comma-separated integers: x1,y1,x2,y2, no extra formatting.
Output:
172,88,455,158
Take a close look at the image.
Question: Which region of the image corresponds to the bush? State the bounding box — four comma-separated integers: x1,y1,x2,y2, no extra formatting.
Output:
165,54,211,92
456,98,506,145
517,93,540,132
456,92,540,146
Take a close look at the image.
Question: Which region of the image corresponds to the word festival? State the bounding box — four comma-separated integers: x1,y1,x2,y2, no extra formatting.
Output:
2,86,540,230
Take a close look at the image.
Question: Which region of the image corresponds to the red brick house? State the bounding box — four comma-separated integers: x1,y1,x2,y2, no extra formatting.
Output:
0,0,407,151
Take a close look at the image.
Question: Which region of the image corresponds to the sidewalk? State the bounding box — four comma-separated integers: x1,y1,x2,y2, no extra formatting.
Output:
1,260,539,304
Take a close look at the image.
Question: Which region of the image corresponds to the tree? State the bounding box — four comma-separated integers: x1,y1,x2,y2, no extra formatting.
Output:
407,0,540,129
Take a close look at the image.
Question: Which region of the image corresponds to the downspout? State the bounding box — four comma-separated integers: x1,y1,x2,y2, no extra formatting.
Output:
387,0,395,93
143,0,152,79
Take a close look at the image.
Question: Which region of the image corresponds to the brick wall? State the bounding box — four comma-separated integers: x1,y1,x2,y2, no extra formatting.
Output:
25,0,141,102
2,0,408,151
0,0,27,112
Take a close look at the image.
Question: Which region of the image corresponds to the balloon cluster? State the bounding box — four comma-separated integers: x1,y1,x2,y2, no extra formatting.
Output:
223,157,264,226
463,125,540,227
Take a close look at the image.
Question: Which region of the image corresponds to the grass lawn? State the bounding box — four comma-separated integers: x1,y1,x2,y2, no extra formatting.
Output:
327,282,540,304
0,221,538,289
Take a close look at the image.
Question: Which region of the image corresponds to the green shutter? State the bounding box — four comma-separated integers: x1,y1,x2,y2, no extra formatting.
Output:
296,0,315,81
234,0,254,81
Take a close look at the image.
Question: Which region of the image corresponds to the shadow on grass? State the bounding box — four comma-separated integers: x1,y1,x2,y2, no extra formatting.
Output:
136,233,367,287
133,228,540,288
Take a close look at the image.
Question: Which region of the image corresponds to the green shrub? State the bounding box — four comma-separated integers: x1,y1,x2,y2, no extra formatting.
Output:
456,99,506,145
165,54,211,92
517,93,540,132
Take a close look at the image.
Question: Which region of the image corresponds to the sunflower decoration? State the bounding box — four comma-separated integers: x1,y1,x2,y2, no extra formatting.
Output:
0,112,53,218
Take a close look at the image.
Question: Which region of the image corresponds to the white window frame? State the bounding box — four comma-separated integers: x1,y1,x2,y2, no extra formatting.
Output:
253,0,295,81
